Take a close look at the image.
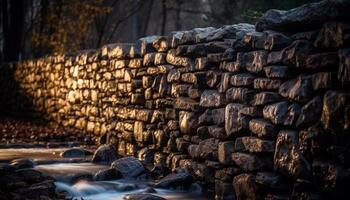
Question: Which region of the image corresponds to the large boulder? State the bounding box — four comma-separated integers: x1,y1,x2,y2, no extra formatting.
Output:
111,157,145,178
256,0,350,32
92,144,119,164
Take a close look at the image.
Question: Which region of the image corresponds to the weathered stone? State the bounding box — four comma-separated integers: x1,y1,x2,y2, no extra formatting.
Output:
166,49,194,69
306,52,339,71
225,103,248,137
338,48,350,85
198,138,219,160
312,159,350,193
233,152,265,171
215,180,236,200
281,40,313,68
263,65,292,78
212,108,226,126
239,106,263,118
256,0,350,32
176,44,207,57
235,136,275,153
94,168,122,181
321,90,350,133
143,53,156,66
152,36,168,52
207,53,222,63
200,90,225,108
176,138,190,153
155,171,191,188
274,130,311,178
111,157,145,178
249,119,278,139
92,144,118,164
10,158,35,169
279,75,313,102
208,125,226,140
231,73,255,87
251,92,282,106
254,78,281,90
137,147,154,164
236,51,268,73
129,58,143,68
218,141,235,164
315,21,350,48
218,73,232,93
206,70,221,88
167,68,181,83
195,57,209,70
233,173,257,200
255,172,282,189
263,101,301,126
226,87,254,103
264,31,292,51
311,72,336,90
296,96,323,128
179,111,199,135
188,144,200,159
244,31,265,49
174,97,200,112
124,193,165,200
60,148,92,158
154,53,167,65
205,24,255,42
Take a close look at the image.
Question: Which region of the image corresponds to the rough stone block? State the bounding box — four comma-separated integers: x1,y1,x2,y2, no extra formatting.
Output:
279,75,313,102
200,90,225,108
235,136,275,153
274,130,311,178
338,48,350,85
263,101,301,126
225,103,248,137
231,73,255,87
179,111,199,135
249,119,278,139
218,141,235,164
254,78,281,90
251,92,282,106
226,87,254,103
232,153,265,171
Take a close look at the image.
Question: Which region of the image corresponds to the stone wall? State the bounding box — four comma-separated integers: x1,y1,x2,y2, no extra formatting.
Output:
1,0,350,199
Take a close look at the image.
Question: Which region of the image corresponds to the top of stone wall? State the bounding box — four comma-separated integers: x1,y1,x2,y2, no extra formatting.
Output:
256,0,350,32
7,0,350,65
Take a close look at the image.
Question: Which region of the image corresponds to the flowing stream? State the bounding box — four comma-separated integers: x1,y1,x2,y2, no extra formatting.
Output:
0,148,209,200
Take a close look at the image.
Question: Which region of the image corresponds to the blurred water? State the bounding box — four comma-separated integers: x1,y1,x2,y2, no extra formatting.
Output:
1,148,209,200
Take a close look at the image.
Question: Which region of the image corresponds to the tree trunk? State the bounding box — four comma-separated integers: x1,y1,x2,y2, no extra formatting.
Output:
160,0,167,35
2,0,25,62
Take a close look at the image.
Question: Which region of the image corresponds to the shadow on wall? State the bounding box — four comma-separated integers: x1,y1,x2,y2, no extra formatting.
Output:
0,63,47,122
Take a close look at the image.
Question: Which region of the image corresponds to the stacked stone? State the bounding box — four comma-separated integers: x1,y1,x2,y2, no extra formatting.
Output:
0,0,349,199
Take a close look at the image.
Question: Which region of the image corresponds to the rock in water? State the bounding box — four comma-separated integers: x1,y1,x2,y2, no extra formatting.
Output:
92,144,119,164
10,158,36,169
124,193,165,200
93,168,121,181
60,148,92,158
155,171,191,189
111,157,145,178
